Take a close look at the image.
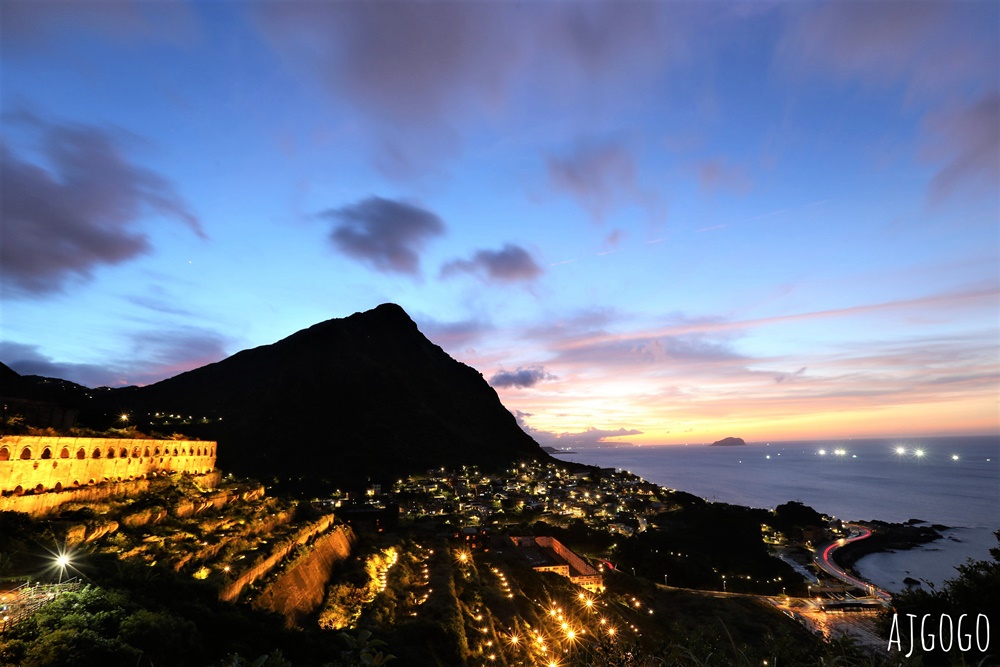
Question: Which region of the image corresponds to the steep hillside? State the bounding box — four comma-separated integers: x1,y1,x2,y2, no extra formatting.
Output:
3,305,549,488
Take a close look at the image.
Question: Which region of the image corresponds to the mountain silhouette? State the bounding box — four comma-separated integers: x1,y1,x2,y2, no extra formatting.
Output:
2,304,549,489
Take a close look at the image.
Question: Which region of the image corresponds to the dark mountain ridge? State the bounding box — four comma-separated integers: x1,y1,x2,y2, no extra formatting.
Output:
2,304,550,489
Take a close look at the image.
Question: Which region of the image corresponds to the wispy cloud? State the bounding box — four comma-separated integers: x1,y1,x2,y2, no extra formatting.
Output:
416,315,494,351
513,410,643,448
254,3,683,177
696,159,751,194
1,326,230,388
556,287,1000,354
2,0,199,51
546,140,663,224
923,91,1000,205
778,2,996,98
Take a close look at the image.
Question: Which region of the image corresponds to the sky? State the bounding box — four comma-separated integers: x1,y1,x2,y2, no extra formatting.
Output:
1,1,998,448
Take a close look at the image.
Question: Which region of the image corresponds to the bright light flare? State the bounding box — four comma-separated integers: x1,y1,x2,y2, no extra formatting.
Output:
895,447,906,455
914,449,925,457
952,454,960,461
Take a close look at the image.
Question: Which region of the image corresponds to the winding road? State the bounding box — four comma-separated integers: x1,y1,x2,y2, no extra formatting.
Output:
816,524,892,602
814,524,892,601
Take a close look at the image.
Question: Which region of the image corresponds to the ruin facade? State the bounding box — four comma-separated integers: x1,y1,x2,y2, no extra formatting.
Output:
0,435,217,497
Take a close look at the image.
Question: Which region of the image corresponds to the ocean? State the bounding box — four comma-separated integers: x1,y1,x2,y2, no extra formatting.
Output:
553,435,999,593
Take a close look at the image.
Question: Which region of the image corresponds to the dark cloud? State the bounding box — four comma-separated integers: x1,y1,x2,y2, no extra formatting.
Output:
924,91,1000,205
490,366,554,390
1,115,204,296
546,140,663,223
0,327,229,388
441,244,542,283
321,196,445,275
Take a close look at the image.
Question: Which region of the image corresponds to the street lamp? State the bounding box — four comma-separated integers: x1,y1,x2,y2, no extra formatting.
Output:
722,575,727,592
55,553,71,583
663,574,668,586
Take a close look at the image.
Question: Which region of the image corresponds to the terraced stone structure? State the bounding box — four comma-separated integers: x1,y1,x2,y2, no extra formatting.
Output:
0,435,216,497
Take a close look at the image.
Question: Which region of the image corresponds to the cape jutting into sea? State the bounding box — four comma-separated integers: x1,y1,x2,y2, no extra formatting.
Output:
554,435,1000,593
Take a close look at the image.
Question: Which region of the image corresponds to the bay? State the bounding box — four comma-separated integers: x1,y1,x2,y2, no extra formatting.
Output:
554,435,999,591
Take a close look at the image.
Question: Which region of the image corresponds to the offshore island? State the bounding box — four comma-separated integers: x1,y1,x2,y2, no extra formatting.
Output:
0,305,995,667
709,437,747,447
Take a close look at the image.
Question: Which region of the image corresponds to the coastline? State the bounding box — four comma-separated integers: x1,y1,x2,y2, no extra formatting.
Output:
553,437,999,595
853,526,998,594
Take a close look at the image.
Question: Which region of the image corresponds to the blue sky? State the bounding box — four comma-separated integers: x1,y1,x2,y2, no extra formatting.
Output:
2,1,997,445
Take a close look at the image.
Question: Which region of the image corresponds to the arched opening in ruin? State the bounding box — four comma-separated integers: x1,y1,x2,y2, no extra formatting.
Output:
107,448,116,458
34,484,44,494
196,448,202,456
119,447,127,458
54,482,63,492
155,446,161,455
144,447,151,456
173,448,179,456
132,447,141,458
0,447,8,461
20,447,32,460
72,480,80,488
88,478,96,485
92,448,102,458
76,448,86,459
13,485,23,496
41,448,52,459
181,448,187,456
60,447,70,459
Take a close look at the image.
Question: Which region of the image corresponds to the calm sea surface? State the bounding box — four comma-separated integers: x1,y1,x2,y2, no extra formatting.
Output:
554,435,999,592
